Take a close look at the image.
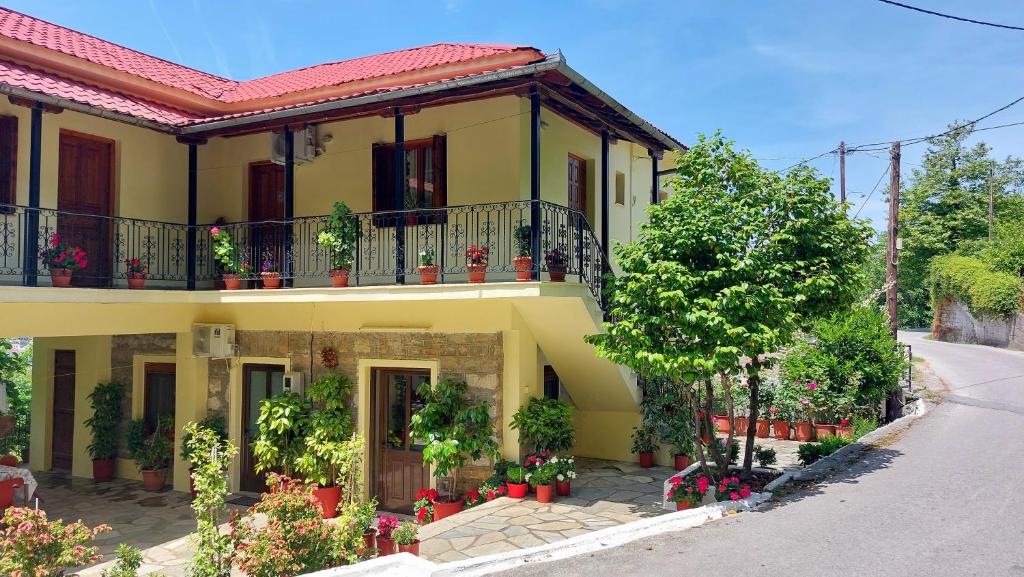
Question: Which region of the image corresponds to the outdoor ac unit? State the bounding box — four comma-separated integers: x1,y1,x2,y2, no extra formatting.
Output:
192,324,236,358
283,371,304,396
271,125,318,165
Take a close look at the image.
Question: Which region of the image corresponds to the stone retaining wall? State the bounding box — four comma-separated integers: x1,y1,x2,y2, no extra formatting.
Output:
932,296,1024,351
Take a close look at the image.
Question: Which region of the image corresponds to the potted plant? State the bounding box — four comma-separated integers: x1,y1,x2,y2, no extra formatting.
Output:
769,406,790,440
125,258,147,289
631,425,658,468
714,414,731,434
505,465,528,499
375,515,399,556
527,460,557,503
836,417,853,438
252,391,311,480
509,397,575,454
794,395,814,442
0,508,108,575
409,379,500,521
317,201,358,288
180,414,228,498
667,473,709,511
127,418,172,491
354,499,377,556
513,223,532,282
392,521,420,557
84,382,123,482
413,488,439,523
418,248,439,284
294,373,354,518
544,248,567,282
259,252,281,289
734,412,749,436
210,226,250,289
465,244,489,283
552,455,576,497
41,233,88,287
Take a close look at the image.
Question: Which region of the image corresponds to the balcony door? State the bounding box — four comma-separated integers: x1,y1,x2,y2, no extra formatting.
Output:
240,363,285,493
57,130,113,287
248,162,285,279
372,368,431,512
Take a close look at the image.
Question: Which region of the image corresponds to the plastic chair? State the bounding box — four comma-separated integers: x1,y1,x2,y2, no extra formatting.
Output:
0,455,19,467
0,478,25,513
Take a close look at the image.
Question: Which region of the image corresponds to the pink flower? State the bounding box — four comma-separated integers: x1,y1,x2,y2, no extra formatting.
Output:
50,234,60,247
769,406,779,415
840,418,850,426
697,476,709,494
800,397,810,406
729,491,739,501
739,486,752,499
210,226,220,236
807,382,818,390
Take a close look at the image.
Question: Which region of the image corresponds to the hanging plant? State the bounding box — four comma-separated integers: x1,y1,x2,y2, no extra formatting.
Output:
320,347,338,369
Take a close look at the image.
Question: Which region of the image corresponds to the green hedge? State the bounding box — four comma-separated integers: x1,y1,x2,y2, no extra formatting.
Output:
930,254,1023,318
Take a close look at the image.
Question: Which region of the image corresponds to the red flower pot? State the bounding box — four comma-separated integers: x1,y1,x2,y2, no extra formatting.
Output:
330,269,350,287
555,480,571,497
638,452,654,468
431,495,466,521
700,430,712,446
467,263,487,283
398,540,421,557
837,425,853,438
51,268,73,288
261,271,281,289
674,454,691,470
548,267,566,282
126,272,146,290
141,469,166,492
222,274,241,290
312,485,341,519
418,265,439,284
535,483,554,503
794,421,814,442
755,419,771,438
359,530,376,557
513,256,532,281
714,415,731,433
734,417,749,436
773,420,791,441
507,482,528,499
376,536,396,556
676,500,694,511
814,423,837,438
92,458,115,482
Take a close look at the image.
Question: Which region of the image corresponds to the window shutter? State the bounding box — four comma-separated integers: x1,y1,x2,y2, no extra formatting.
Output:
432,134,447,207
371,142,394,212
0,115,16,207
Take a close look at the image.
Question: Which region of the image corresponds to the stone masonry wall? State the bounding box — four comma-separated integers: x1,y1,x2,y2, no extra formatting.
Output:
933,296,1024,351
110,333,176,458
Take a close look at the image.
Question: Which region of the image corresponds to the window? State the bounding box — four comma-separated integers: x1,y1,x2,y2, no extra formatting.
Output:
0,115,16,208
143,363,175,435
615,171,626,206
543,365,560,400
372,135,447,214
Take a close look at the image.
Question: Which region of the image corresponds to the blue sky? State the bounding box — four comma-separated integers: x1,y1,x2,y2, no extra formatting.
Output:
8,0,1024,228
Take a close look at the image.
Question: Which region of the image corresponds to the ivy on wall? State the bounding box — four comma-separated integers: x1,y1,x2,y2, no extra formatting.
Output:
930,254,1023,318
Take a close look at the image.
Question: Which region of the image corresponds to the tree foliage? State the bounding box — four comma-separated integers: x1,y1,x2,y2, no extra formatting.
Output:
509,397,574,453
930,254,1022,318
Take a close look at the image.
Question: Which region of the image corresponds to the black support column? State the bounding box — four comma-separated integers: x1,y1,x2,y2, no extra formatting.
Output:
186,143,198,290
393,109,406,284
649,148,659,206
283,127,295,287
22,103,42,287
600,129,610,256
529,86,541,281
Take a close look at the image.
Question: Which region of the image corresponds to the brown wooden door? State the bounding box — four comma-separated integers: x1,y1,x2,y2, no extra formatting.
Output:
51,350,76,471
568,154,587,215
143,363,176,435
248,162,286,277
58,131,114,287
240,363,285,493
373,368,431,513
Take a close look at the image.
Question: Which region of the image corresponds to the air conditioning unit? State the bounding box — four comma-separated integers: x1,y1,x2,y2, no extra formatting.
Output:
192,324,235,358
271,125,319,165
283,371,304,396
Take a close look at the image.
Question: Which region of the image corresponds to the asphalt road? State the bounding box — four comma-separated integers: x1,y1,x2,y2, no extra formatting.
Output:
495,331,1024,577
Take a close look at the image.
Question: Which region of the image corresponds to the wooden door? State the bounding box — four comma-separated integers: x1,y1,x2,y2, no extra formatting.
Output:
143,363,176,435
58,131,114,287
372,368,431,512
568,154,587,215
248,162,286,277
51,350,76,471
240,363,285,493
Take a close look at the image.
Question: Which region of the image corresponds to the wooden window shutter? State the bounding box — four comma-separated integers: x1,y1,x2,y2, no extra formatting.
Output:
432,134,447,207
0,115,16,207
371,142,394,212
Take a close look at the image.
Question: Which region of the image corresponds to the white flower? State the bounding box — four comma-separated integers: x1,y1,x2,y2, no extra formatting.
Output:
568,471,577,479
557,474,565,482
525,473,532,481
550,456,559,463
451,440,459,446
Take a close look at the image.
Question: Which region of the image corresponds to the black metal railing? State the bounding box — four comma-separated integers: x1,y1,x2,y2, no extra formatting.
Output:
1,200,611,303
0,414,30,462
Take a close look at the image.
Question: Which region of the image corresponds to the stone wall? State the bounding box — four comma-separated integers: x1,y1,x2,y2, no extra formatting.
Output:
109,333,175,457
932,296,1024,351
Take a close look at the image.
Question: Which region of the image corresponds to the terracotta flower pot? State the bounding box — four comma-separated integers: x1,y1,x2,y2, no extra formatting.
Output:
189,468,197,499
467,263,487,283
51,267,73,288
376,536,396,556
507,482,528,499
418,265,439,284
555,480,571,497
676,500,694,511
674,454,691,470
755,419,771,438
535,483,554,503
141,469,166,492
222,274,241,290
92,458,115,482
513,256,533,281
700,430,712,445
431,495,466,521
714,415,731,433
312,485,341,519
814,423,837,438
794,421,814,442
638,452,654,468
330,269,350,287
261,271,281,289
360,530,376,556
398,540,421,557
773,420,791,441
837,425,853,439
547,267,567,282
734,417,750,435
126,272,146,290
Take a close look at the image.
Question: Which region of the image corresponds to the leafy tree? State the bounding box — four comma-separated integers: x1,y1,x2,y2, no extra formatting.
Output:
252,392,310,477
587,132,870,477
186,422,238,577
509,397,574,453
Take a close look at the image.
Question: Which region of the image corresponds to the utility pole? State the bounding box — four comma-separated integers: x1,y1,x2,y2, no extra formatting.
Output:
988,167,995,240
885,141,902,422
839,141,847,206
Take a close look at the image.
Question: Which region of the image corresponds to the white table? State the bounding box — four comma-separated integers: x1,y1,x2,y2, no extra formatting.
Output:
0,465,36,504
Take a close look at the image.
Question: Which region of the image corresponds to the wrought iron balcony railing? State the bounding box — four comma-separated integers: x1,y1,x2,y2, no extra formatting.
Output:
0,200,610,304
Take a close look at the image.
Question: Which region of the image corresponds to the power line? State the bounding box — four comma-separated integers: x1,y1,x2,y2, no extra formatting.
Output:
876,0,1024,32
853,164,891,219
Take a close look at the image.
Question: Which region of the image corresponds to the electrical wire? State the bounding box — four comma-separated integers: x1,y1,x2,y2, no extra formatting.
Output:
876,0,1024,32
853,164,891,219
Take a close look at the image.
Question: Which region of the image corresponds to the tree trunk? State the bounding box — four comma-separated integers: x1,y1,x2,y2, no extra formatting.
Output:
742,371,760,476
686,387,714,477
702,379,728,476
720,371,736,474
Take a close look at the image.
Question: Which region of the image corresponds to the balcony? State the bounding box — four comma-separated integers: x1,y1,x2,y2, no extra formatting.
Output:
0,200,609,303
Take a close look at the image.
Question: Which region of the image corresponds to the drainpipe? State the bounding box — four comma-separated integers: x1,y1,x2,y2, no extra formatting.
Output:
187,143,198,290
529,86,541,281
600,129,610,299
649,148,659,206
284,127,295,287
393,109,405,285
23,103,42,287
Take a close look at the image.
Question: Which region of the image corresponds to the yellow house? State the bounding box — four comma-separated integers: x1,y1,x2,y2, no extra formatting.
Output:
0,7,682,512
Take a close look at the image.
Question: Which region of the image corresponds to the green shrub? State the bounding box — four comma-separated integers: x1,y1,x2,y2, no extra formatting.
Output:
851,415,878,439
930,254,1022,318
85,382,124,460
754,445,777,468
797,435,851,466
510,397,574,453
